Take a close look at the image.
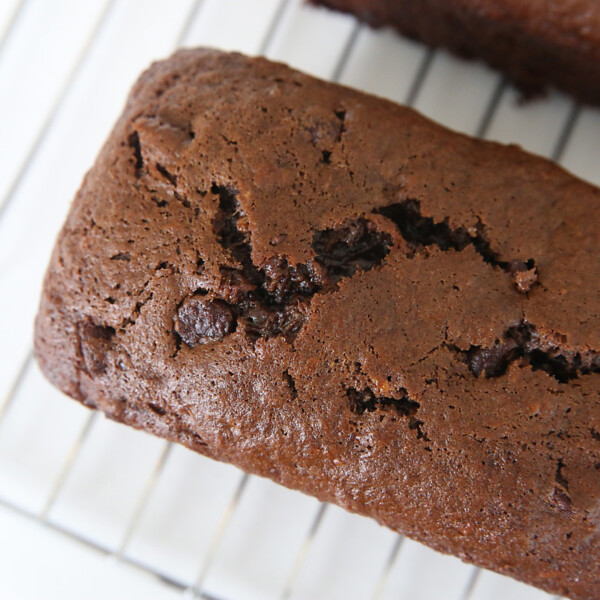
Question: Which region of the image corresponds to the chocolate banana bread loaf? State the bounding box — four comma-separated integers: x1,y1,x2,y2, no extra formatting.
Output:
35,49,600,599
311,0,600,106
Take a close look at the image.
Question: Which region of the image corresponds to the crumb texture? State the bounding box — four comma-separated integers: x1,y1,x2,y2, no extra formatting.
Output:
34,49,600,600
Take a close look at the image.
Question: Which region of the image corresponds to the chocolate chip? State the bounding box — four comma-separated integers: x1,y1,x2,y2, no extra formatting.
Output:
262,256,323,304
460,322,600,382
467,339,520,377
312,218,392,281
176,297,236,347
80,322,116,376
240,300,305,341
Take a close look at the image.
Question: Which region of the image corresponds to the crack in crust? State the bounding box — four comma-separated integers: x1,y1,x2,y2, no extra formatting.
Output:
449,322,600,382
175,185,392,346
551,458,573,513
347,386,430,442
312,218,392,282
128,131,144,177
178,187,598,386
376,199,539,293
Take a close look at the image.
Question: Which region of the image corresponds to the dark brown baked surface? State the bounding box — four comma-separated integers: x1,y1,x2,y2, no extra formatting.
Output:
35,49,600,599
311,0,600,106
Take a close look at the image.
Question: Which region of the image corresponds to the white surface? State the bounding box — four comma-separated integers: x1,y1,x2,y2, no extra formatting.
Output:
414,51,501,135
288,505,398,600
339,27,426,101
1,0,596,598
203,477,320,600
562,107,600,185
0,0,108,203
471,570,558,600
126,445,244,584
47,416,167,550
266,0,357,79
0,0,25,50
379,538,476,600
184,0,282,54
0,504,182,600
0,361,90,514
486,88,573,156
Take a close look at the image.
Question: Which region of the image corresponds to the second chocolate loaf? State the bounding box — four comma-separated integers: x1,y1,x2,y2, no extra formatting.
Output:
312,0,600,106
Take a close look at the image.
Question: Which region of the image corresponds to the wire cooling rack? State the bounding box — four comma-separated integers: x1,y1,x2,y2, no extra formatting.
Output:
0,0,598,598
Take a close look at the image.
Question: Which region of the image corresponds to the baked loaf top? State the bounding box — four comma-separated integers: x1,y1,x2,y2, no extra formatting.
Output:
312,0,600,105
35,49,600,599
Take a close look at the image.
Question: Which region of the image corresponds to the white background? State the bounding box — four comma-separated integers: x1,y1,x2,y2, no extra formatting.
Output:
0,0,598,598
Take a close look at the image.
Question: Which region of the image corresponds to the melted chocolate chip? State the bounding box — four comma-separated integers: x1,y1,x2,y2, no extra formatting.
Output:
176,297,236,347
467,339,520,377
262,256,323,304
312,218,392,281
462,323,600,382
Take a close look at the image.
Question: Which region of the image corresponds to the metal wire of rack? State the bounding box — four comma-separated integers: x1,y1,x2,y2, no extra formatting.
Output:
1,0,597,598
